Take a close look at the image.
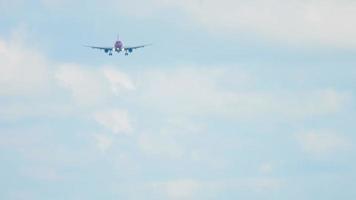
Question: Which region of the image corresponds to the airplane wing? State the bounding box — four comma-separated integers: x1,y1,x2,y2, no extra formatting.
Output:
124,44,151,51
85,45,113,51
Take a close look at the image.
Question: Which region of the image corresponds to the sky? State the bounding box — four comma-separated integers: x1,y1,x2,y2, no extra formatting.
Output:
1,0,356,199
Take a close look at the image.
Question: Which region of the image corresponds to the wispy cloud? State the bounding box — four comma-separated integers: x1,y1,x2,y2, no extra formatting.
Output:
94,109,133,135
0,33,50,96
133,67,351,120
103,68,136,95
149,177,283,199
150,179,203,200
55,64,135,106
55,64,111,106
296,130,352,158
94,133,113,152
118,0,356,47
138,132,185,159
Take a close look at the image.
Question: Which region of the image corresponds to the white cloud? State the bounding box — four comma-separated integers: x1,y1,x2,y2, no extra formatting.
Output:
164,118,204,135
55,65,135,106
103,68,136,95
137,117,206,161
297,130,352,157
149,177,283,199
134,68,350,120
138,133,185,159
121,0,356,47
237,178,283,191
150,179,202,200
0,35,50,96
210,178,283,192
94,109,132,135
0,35,136,122
55,64,111,106
1,29,137,130
0,126,92,168
0,32,81,120
259,162,274,174
94,133,113,152
134,67,247,116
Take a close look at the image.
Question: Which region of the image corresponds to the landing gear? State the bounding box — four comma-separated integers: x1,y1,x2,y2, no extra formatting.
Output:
109,52,112,56
125,52,129,56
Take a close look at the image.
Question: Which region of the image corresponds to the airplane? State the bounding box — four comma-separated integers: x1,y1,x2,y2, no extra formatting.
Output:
85,35,150,56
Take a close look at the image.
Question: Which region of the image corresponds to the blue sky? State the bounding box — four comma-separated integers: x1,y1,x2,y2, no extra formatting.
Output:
1,0,356,199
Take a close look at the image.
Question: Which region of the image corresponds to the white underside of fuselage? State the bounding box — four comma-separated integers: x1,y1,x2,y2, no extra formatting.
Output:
108,48,122,56
107,47,129,56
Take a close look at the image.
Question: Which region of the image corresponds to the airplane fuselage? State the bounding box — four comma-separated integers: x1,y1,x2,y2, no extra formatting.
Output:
114,40,124,52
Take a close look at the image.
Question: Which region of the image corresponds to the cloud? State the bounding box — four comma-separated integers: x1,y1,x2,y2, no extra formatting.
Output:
296,130,352,157
134,67,249,117
94,109,132,135
0,126,92,169
94,133,113,152
103,68,136,95
0,32,79,120
259,162,274,174
55,65,135,106
0,34,50,96
55,64,111,106
234,178,283,191
149,177,283,199
134,67,350,120
138,132,185,159
150,179,202,200
120,0,356,47
0,34,136,122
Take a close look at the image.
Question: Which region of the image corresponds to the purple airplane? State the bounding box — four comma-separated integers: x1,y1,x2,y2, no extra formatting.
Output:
86,35,150,56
